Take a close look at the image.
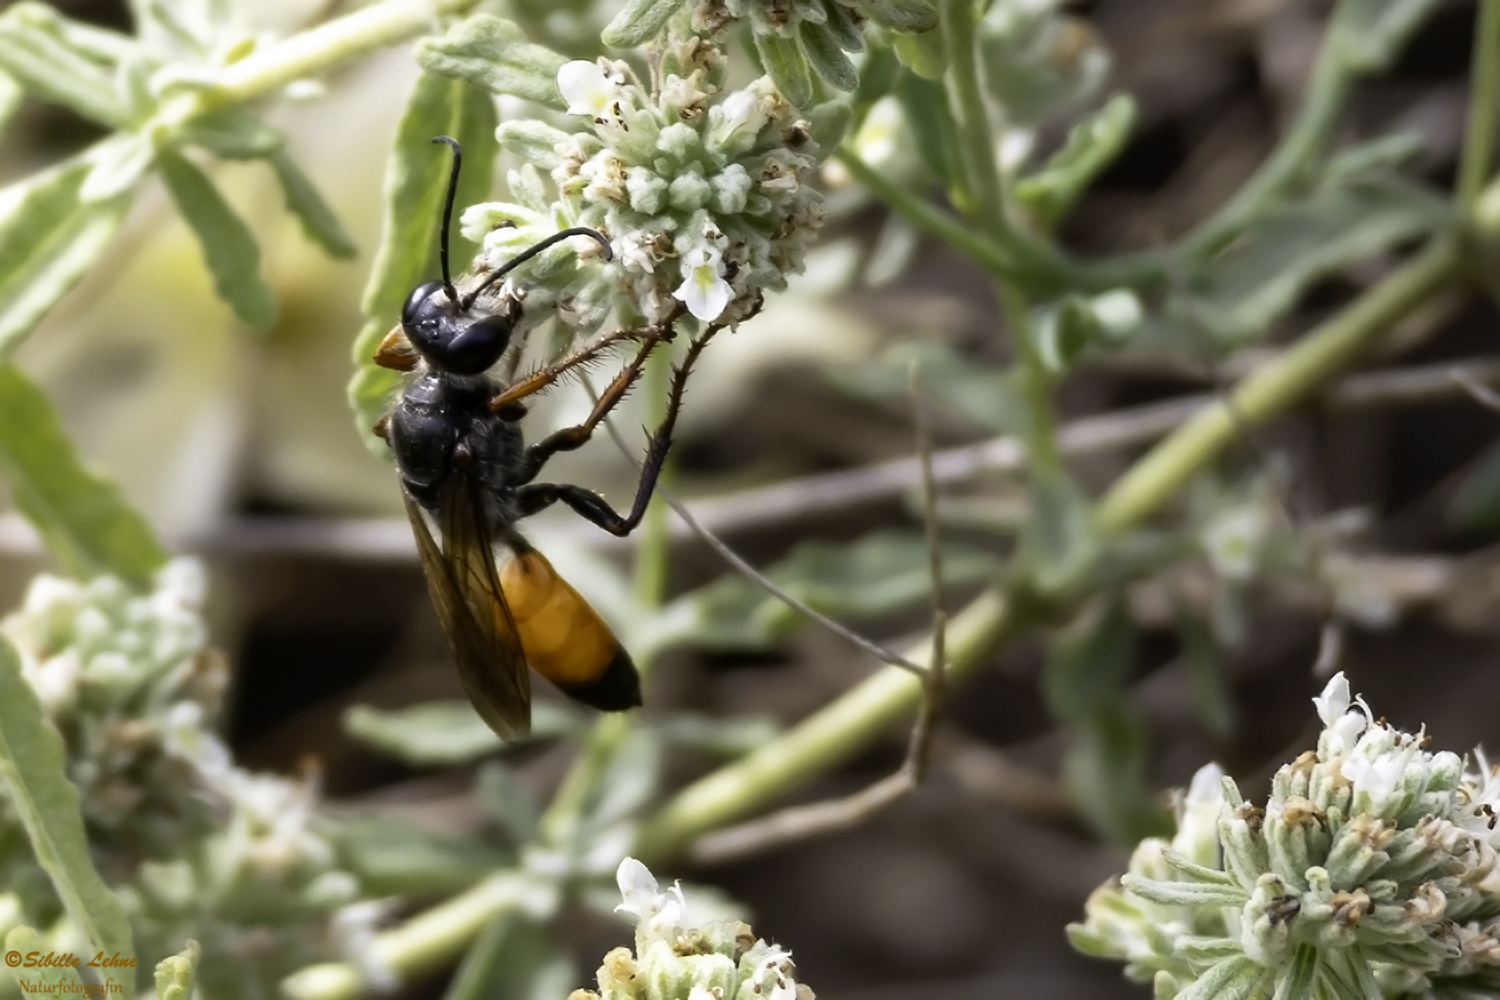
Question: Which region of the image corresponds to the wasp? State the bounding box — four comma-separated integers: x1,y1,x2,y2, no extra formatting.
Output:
372,136,705,740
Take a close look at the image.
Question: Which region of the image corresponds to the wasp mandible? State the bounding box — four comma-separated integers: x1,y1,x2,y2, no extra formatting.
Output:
373,136,703,740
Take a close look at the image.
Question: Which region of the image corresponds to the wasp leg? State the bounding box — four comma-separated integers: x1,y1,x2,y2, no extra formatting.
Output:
487,322,673,414
515,330,714,536
513,336,661,483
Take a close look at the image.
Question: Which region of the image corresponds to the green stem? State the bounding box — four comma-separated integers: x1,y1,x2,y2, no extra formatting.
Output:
636,231,1470,861
833,149,1011,274
940,0,1001,226
151,0,478,129
1093,238,1460,534
1459,0,1500,207
280,872,549,1000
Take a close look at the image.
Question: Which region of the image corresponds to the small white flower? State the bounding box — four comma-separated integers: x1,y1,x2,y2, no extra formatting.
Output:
558,60,621,118
615,857,687,932
1313,672,1351,727
1172,763,1225,867
1199,505,1267,582
162,700,233,781
673,244,733,322
1341,741,1415,810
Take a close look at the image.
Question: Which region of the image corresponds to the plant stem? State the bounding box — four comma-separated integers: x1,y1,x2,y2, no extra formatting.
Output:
280,872,550,1000
1093,238,1460,534
1460,0,1500,207
1177,24,1351,259
636,232,1469,861
152,0,478,129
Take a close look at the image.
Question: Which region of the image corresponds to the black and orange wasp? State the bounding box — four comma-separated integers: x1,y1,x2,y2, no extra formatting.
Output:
372,136,704,740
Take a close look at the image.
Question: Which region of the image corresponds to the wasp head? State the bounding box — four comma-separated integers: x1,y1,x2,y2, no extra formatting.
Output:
401,281,517,376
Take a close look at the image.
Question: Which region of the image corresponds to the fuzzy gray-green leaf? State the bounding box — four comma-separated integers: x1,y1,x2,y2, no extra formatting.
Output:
417,15,567,110
1119,875,1248,907
1016,93,1136,226
0,159,131,358
156,146,277,330
153,940,200,1000
0,365,166,582
1180,178,1450,345
861,0,938,33
756,31,814,108
1331,0,1442,72
349,72,498,448
806,99,853,162
175,107,284,160
0,635,137,989
345,701,503,765
270,149,357,260
0,3,133,128
602,0,687,49
800,21,859,91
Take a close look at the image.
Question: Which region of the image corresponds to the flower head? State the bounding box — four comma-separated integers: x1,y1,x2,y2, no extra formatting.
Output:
578,858,814,1000
482,41,827,337
1070,673,1500,999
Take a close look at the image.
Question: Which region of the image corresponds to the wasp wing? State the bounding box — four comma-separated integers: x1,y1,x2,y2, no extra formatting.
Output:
402,479,531,740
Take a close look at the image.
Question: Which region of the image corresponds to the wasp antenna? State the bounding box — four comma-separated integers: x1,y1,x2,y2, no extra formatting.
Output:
432,136,463,306
461,227,613,310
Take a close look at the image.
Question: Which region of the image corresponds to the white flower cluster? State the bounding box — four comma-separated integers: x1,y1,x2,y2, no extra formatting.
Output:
0,564,378,1000
1070,673,1500,1000
0,560,225,846
471,41,825,332
569,858,814,1000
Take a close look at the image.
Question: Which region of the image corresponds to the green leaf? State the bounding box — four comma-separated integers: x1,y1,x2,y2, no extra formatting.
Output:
5,926,85,994
475,762,539,844
0,70,22,141
756,31,814,108
0,635,137,991
269,150,358,260
977,4,1109,126
1331,0,1443,72
79,133,156,203
156,146,277,331
602,0,687,48
861,0,938,33
1177,608,1233,736
1043,595,1135,723
1118,875,1248,907
583,727,662,832
417,15,567,110
828,340,1030,434
0,3,133,128
800,22,858,91
153,940,199,1000
890,28,945,80
821,2,866,55
1178,178,1450,345
1173,957,1270,1000
175,106,284,160
892,69,965,197
0,365,166,582
348,72,498,450
344,701,501,765
1271,945,1320,1000
1016,93,1136,226
495,120,569,171
345,700,579,765
0,160,131,358
444,913,573,1000
654,712,783,758
1065,703,1170,844
329,814,511,897
1018,464,1096,595
806,98,853,163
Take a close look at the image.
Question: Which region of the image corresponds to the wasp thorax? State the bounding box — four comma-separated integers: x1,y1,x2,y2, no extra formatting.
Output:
401,279,517,376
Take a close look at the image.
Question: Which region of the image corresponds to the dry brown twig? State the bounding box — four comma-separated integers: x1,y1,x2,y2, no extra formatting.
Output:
682,363,949,865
